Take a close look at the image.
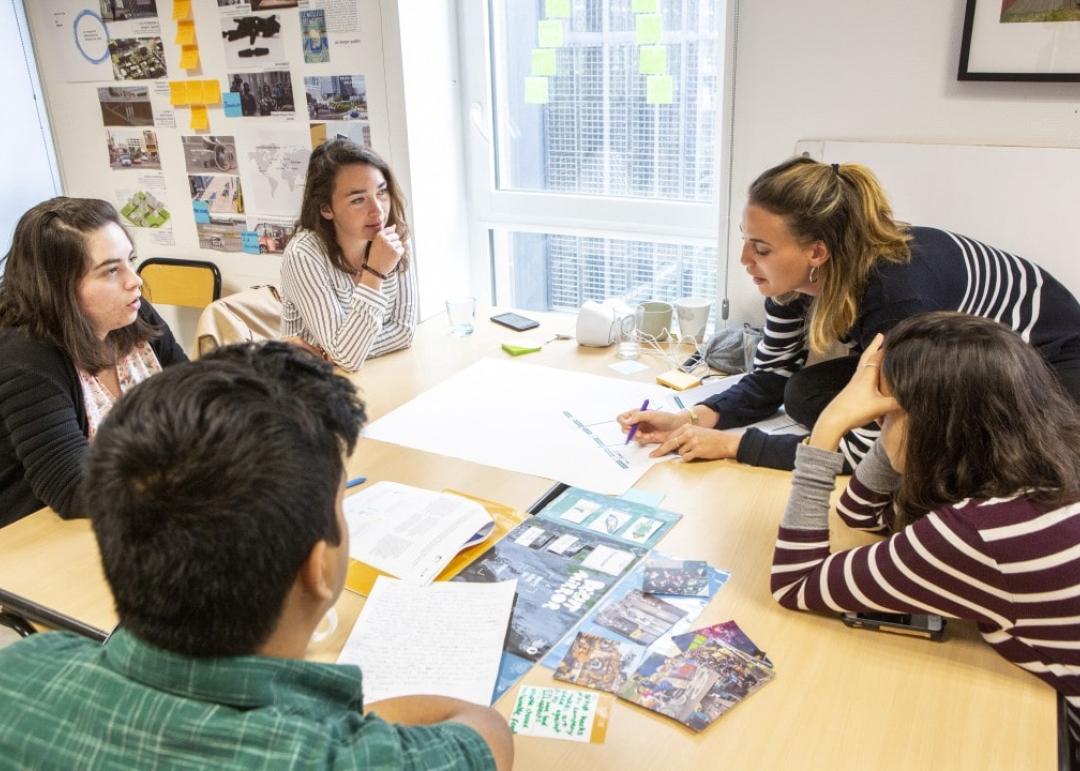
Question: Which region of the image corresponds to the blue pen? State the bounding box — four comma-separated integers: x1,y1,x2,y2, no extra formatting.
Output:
624,398,650,444
345,476,367,489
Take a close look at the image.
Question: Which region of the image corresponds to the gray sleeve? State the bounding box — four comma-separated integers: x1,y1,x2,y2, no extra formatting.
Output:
853,439,901,495
781,443,846,530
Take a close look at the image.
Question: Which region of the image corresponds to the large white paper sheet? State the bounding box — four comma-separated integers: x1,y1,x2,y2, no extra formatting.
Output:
337,577,516,706
363,359,683,494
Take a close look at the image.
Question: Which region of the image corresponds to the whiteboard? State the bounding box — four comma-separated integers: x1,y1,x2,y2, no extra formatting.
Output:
796,140,1080,296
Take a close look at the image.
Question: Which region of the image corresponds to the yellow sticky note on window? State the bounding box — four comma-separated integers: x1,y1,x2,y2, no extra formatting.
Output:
631,0,658,11
646,74,673,104
201,79,221,105
190,105,209,132
531,49,557,76
180,45,200,71
524,77,549,104
545,0,570,18
635,14,662,44
172,0,192,20
639,45,667,74
176,20,196,46
169,80,189,106
537,19,563,48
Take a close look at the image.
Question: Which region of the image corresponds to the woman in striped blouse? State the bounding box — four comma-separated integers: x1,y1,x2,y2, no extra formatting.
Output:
619,157,1080,470
280,140,417,371
772,311,1080,756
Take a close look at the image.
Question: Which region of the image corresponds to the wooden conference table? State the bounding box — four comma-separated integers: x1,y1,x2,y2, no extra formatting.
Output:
0,311,1055,770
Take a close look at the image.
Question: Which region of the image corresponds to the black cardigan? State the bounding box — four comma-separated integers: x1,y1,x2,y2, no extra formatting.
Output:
0,302,187,526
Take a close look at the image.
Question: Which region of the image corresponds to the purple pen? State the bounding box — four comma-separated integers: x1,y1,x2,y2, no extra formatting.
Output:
624,398,650,444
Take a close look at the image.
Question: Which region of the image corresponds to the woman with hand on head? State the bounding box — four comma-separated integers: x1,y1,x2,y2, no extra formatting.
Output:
280,139,417,372
770,312,1080,738
619,157,1080,471
0,197,187,526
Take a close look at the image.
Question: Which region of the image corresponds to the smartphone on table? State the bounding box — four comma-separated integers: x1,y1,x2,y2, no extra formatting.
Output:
490,312,540,332
841,611,946,641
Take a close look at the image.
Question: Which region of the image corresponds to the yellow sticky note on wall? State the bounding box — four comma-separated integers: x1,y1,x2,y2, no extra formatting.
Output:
169,80,189,106
639,45,666,74
180,45,200,71
172,0,192,20
545,0,570,18
531,49,557,76
646,74,673,104
632,0,658,12
176,20,196,46
635,14,662,44
537,19,563,48
201,79,221,105
190,105,209,131
524,76,549,104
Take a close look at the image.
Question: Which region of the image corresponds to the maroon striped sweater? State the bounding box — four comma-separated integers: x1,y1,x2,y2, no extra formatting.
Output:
771,442,1080,739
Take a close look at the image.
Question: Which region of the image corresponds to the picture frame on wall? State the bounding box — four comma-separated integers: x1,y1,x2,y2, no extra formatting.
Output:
958,0,1080,81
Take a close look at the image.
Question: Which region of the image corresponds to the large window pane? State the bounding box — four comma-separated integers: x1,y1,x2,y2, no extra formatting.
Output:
493,0,722,202
501,229,718,324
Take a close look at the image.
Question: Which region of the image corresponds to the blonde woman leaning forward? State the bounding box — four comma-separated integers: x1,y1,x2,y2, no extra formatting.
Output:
280,140,417,371
619,157,1080,471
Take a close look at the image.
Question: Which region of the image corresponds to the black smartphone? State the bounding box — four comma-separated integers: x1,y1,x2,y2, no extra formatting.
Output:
841,611,946,641
491,312,540,332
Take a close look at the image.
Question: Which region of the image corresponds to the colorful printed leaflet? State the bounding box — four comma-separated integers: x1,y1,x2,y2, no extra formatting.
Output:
642,557,709,596
618,639,774,732
671,620,774,668
453,517,646,663
536,486,682,549
593,589,686,644
554,632,639,694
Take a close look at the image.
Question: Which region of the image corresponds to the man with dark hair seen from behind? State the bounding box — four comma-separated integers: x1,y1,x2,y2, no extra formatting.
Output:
0,342,512,770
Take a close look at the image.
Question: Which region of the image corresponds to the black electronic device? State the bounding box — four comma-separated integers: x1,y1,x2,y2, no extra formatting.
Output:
490,312,540,332
841,611,945,641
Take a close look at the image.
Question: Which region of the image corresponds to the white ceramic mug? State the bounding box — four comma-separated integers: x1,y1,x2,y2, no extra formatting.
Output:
675,297,711,343
637,300,673,341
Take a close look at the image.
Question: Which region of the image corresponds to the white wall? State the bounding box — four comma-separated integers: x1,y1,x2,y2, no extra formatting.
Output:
724,0,1080,326
0,0,60,259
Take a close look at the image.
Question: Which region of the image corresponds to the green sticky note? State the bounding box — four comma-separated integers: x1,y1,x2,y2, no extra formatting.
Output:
524,76,549,104
502,342,542,356
538,19,563,47
646,74,673,104
639,45,666,75
635,13,662,44
631,0,658,11
545,0,570,18
532,48,557,76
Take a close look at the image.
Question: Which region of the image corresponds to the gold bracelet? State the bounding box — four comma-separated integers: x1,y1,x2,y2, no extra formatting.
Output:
686,407,699,425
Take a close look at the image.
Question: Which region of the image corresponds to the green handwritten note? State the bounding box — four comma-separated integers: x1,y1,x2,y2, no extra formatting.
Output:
646,74,673,104
509,686,607,743
532,48,557,76
524,76,549,104
538,19,564,48
635,13,662,44
639,45,666,75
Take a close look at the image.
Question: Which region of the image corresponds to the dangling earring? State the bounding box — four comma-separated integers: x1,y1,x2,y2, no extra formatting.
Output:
809,265,819,284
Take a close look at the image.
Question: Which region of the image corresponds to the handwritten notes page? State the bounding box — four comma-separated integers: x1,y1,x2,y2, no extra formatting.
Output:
344,482,494,585
509,686,611,743
337,577,516,705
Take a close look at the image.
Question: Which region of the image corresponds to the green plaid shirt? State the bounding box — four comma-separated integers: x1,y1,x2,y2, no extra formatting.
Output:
0,629,495,770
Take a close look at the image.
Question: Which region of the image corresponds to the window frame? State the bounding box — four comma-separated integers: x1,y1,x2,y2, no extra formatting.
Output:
458,0,736,309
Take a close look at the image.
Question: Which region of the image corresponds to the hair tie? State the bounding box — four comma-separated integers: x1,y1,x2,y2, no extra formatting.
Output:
831,163,841,175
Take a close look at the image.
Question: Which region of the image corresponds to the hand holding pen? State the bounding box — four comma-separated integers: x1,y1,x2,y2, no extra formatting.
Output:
624,398,650,444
